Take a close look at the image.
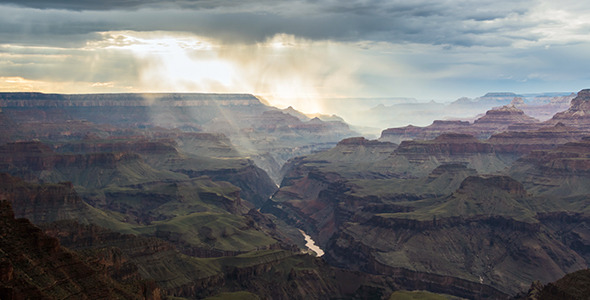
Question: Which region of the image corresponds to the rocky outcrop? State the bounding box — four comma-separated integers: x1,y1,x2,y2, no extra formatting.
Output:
0,200,160,300
384,126,587,176
307,137,397,164
175,163,277,207
380,105,540,143
0,141,141,173
514,138,590,175
546,89,590,129
39,219,223,298
391,133,519,175
325,211,587,295
396,133,493,157
0,92,269,127
57,139,178,155
40,219,397,300
0,173,93,224
337,136,394,147
0,92,358,189
509,137,590,196
0,92,263,108
380,121,472,144
269,134,590,296
488,123,585,155
473,105,538,126
511,93,574,121
515,268,590,300
251,110,302,130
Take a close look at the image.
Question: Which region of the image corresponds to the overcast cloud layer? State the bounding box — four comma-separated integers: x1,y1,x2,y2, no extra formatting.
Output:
1,0,589,108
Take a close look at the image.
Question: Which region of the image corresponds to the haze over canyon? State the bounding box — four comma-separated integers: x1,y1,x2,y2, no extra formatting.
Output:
3,0,590,299
1,89,590,299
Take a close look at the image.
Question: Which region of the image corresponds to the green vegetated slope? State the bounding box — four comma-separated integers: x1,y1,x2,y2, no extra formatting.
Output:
40,217,401,299
0,92,374,299
267,124,590,296
0,134,358,298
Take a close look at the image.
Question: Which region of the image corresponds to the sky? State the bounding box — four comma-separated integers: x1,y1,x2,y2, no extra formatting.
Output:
1,0,590,113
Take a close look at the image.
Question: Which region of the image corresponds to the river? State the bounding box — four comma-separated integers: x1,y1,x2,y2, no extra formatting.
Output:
298,229,324,257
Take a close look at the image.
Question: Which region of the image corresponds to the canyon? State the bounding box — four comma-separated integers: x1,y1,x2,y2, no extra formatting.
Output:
2,90,590,299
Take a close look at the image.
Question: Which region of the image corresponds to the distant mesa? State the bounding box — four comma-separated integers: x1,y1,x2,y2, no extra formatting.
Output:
380,105,540,144
545,89,590,129
473,105,538,125
0,92,262,107
378,88,590,145
482,92,519,98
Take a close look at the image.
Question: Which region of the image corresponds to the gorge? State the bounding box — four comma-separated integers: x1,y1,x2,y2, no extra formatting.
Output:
2,90,590,299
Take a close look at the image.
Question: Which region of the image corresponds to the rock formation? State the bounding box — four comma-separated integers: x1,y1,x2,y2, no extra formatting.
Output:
380,105,539,144
545,89,590,129
0,199,161,300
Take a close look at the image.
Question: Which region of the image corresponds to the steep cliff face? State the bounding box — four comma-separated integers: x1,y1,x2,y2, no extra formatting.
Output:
176,163,277,208
546,89,590,129
40,220,401,300
57,139,178,155
0,141,144,175
306,137,398,165
251,110,302,129
0,92,359,186
40,219,226,298
280,171,349,244
0,141,189,190
322,174,589,295
269,128,590,297
0,173,105,225
390,133,517,176
380,121,473,144
488,123,585,155
509,138,590,196
0,200,160,300
325,213,586,295
511,93,574,121
1,172,365,299
534,269,590,299
0,137,273,207
396,134,493,156
0,92,263,107
0,92,268,126
380,105,540,143
473,105,539,126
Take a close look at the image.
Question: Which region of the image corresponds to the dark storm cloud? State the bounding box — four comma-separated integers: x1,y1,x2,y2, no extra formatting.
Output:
0,0,540,48
0,0,268,10
1,0,589,99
